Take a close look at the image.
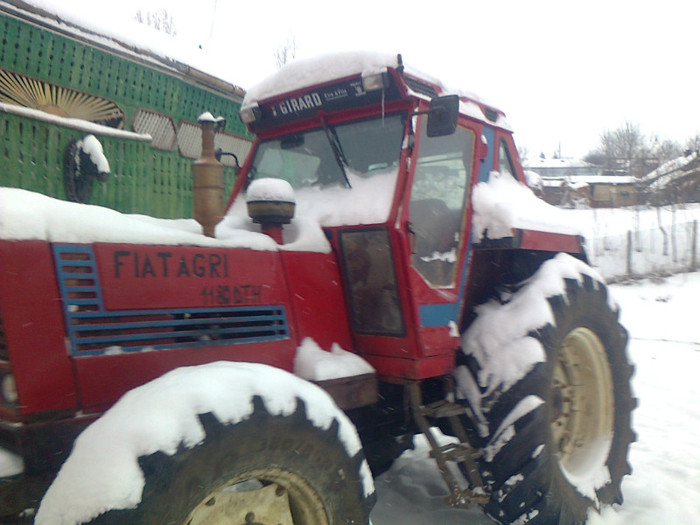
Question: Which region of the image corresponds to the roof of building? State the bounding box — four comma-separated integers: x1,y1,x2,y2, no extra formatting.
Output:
0,0,245,99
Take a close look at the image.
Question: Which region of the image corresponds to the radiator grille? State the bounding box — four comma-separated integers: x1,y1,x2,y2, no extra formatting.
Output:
66,307,288,355
52,244,289,356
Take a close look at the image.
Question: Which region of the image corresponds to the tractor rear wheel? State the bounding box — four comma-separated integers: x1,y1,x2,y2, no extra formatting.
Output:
456,257,635,524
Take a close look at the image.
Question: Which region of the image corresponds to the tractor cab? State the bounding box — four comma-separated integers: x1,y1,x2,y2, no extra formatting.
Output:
225,52,513,381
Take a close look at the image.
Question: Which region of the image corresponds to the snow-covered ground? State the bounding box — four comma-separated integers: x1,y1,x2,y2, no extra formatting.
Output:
372,271,700,525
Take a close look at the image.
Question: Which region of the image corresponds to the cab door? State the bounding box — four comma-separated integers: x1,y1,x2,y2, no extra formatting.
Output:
405,115,478,357
334,114,480,380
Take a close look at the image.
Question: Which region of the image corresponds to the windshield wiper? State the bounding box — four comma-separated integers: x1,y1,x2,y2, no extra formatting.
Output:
320,116,351,189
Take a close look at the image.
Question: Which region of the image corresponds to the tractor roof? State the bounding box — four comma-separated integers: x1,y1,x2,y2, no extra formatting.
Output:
242,51,510,131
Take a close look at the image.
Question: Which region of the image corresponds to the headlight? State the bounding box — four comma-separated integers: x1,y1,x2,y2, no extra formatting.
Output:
361,71,389,92
239,103,261,124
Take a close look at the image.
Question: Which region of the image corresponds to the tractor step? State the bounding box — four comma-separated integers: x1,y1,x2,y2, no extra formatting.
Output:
429,442,481,463
408,381,488,509
419,399,467,418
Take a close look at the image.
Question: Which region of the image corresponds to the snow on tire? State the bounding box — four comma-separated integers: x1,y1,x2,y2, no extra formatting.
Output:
454,253,635,525
35,362,374,525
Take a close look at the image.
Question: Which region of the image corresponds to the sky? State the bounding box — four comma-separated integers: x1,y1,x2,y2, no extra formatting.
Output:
22,0,700,161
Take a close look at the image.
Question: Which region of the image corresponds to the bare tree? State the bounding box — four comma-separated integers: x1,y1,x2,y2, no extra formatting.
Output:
653,137,683,165
517,145,529,165
612,122,649,177
585,122,680,178
274,36,297,69
684,134,700,152
594,129,622,172
135,9,177,36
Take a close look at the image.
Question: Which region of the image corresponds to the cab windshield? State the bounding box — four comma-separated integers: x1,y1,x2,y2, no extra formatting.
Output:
248,113,406,189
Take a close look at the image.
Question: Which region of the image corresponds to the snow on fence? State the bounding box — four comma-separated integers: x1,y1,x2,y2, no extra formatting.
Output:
587,218,699,281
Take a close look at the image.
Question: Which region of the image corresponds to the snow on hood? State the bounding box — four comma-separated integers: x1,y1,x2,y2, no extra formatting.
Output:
471,171,583,242
35,362,374,525
0,188,277,249
0,166,397,253
219,167,400,253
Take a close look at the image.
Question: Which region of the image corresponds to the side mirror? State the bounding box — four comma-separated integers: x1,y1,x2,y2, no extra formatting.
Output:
426,95,459,137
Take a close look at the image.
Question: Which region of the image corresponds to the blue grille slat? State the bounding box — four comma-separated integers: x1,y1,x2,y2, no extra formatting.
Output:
72,325,287,345
64,298,102,306
71,314,286,332
69,305,285,319
64,286,101,293
74,334,286,356
52,243,291,356
56,260,95,267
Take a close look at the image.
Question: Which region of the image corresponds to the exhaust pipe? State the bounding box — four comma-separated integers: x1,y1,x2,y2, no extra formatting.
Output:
193,112,225,237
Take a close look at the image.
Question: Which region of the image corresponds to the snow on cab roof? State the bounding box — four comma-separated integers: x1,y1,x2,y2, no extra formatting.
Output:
243,52,424,107
242,51,511,131
0,0,245,99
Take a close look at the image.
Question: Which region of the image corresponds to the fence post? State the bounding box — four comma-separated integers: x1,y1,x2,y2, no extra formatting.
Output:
627,230,633,276
691,220,698,271
671,207,677,263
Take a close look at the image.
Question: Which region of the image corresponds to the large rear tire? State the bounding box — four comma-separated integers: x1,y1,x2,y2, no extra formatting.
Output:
456,256,635,524
90,396,373,525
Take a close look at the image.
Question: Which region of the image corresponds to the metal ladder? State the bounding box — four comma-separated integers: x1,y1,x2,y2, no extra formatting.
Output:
408,380,490,508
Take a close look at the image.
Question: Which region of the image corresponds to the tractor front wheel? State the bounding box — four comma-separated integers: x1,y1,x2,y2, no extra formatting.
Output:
90,397,372,525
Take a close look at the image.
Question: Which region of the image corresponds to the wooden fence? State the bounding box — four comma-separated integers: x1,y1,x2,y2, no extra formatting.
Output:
588,219,699,281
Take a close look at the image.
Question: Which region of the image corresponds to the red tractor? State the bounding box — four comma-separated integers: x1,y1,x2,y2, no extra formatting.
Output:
0,52,634,525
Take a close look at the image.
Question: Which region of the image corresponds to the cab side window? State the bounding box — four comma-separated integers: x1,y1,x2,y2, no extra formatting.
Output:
498,139,517,179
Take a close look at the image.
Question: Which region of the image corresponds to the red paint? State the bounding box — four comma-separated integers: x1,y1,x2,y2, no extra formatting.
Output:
280,251,353,351
417,326,459,358
73,341,297,412
0,241,76,417
362,353,455,382
95,244,287,310
519,229,582,253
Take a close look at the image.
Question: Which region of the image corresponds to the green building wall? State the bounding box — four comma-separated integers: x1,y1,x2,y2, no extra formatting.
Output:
0,6,251,218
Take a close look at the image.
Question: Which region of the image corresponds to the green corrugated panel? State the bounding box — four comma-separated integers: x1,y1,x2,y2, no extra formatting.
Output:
86,136,238,219
1,11,248,218
1,113,75,197
2,14,250,138
46,128,65,199
18,119,32,190
1,115,20,187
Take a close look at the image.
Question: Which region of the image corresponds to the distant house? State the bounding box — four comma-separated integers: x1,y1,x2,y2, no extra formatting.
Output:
524,157,637,208
525,157,602,178
638,151,700,205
